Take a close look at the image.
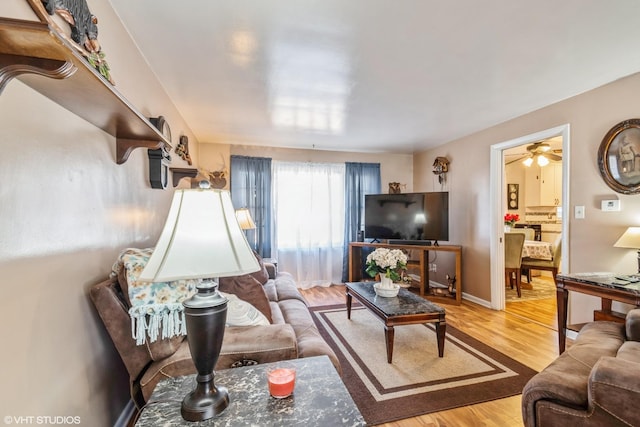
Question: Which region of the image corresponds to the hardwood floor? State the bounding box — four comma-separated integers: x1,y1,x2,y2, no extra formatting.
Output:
300,284,560,427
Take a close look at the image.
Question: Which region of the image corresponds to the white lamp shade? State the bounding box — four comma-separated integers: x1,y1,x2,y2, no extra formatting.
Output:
235,208,256,230
537,155,549,167
139,189,260,282
614,227,640,249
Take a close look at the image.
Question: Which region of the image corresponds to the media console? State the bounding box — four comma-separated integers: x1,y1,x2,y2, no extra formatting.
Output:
348,242,462,304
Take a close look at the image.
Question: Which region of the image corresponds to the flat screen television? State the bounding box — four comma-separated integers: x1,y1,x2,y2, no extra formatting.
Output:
364,192,449,245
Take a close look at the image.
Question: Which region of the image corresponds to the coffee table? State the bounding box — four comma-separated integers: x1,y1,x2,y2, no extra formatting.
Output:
345,281,446,363
135,356,364,426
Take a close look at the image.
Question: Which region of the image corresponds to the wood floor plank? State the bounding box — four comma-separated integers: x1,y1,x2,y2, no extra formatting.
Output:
300,284,560,426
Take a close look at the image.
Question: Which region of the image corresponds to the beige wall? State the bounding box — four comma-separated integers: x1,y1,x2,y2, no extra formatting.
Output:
1,0,195,424
414,72,640,323
198,143,414,193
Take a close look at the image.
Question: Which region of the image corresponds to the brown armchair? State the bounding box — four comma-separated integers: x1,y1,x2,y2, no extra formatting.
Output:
522,309,640,426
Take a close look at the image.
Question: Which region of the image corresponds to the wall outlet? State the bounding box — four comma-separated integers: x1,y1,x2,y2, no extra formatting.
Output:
429,263,437,272
575,205,585,219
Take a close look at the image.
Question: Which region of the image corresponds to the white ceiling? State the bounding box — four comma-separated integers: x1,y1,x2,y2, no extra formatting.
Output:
108,0,640,154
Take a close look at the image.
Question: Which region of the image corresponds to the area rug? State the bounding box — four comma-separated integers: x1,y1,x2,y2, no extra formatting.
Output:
311,304,537,426
506,276,556,302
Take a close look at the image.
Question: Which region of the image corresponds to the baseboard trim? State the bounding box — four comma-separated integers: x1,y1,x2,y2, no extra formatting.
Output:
114,399,136,427
462,292,491,308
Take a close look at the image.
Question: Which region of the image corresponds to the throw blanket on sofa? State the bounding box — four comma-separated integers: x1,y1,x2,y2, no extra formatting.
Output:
110,248,197,345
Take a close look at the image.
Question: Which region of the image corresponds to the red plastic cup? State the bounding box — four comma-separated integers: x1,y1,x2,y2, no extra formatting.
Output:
267,364,296,398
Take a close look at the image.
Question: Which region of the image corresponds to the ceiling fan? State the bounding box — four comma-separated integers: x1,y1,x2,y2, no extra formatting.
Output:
506,142,562,166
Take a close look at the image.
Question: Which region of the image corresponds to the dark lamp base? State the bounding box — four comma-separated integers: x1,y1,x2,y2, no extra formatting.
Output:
181,377,229,421
181,278,229,421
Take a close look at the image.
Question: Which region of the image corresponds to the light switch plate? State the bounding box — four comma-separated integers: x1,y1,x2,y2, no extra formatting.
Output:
601,200,621,211
575,205,585,219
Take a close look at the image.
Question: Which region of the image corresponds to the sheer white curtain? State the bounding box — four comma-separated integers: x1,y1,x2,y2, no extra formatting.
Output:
272,161,345,288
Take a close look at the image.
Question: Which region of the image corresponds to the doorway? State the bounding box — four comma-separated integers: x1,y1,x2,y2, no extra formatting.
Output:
488,125,570,318
503,137,563,327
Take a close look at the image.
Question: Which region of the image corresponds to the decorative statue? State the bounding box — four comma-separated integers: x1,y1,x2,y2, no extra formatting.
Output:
208,171,227,189
42,0,114,84
175,136,192,165
432,156,450,184
388,182,402,194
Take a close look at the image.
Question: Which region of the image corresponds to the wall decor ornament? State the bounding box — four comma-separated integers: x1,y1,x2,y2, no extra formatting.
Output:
41,0,114,84
432,156,450,184
175,135,192,165
598,119,640,194
148,116,172,189
507,183,519,210
388,182,402,194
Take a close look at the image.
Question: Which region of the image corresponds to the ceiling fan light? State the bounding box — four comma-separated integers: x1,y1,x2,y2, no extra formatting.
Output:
537,155,549,166
523,157,534,167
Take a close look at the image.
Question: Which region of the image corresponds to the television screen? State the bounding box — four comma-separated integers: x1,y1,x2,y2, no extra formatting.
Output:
364,192,449,244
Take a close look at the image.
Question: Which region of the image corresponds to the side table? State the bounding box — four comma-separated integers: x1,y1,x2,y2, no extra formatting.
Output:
135,355,365,426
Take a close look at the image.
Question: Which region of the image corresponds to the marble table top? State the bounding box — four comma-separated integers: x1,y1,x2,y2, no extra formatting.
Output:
557,272,640,293
346,281,445,316
135,355,365,427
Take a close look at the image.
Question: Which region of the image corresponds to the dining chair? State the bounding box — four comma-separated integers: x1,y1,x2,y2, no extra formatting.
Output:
511,228,535,279
521,239,562,283
512,227,535,241
505,232,526,298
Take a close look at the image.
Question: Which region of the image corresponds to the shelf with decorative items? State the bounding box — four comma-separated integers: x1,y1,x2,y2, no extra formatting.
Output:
0,7,171,165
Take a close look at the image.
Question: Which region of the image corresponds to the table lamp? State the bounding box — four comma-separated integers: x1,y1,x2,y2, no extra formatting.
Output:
235,207,257,249
139,183,259,421
614,226,640,273
235,208,256,230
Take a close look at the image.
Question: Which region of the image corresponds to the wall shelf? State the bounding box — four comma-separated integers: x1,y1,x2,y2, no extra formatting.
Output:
0,17,170,164
170,167,198,187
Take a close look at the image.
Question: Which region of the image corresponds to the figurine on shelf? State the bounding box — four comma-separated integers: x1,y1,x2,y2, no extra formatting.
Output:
446,274,456,294
42,0,114,85
175,136,193,165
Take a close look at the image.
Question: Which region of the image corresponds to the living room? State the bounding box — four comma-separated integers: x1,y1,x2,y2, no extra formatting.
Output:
3,1,640,426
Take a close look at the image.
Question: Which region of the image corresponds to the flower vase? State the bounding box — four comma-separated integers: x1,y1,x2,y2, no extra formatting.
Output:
380,275,394,289
504,225,511,233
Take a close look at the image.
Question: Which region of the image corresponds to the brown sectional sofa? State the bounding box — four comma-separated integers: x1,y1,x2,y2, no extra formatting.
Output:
522,309,640,426
90,256,339,408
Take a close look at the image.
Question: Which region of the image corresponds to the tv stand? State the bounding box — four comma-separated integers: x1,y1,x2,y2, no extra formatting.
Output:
348,242,462,304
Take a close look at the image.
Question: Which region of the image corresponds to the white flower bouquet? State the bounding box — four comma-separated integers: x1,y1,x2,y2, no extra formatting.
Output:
365,247,408,283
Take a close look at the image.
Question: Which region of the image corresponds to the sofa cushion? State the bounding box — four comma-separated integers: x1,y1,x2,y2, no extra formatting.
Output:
264,272,308,304
616,340,640,362
278,298,340,372
222,292,269,326
250,252,270,285
218,274,273,323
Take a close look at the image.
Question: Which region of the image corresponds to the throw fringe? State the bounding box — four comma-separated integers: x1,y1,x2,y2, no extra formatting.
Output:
128,303,187,345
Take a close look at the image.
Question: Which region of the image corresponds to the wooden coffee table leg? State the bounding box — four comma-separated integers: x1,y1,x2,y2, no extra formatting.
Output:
384,325,394,363
435,321,446,357
346,292,352,319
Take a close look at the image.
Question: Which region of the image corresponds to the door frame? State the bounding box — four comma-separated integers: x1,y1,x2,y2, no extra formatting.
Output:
489,124,570,310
